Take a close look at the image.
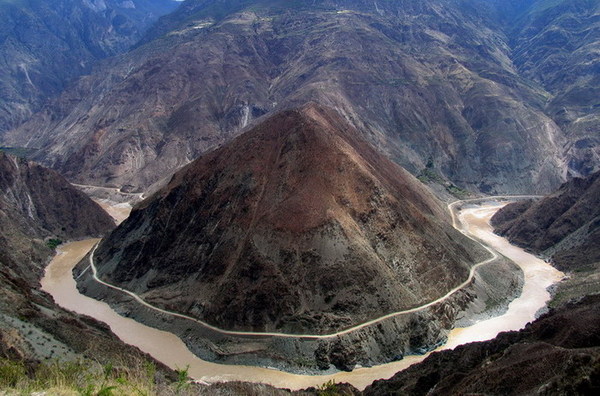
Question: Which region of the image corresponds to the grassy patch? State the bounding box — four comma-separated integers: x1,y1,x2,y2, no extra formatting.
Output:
446,183,470,199
0,357,198,395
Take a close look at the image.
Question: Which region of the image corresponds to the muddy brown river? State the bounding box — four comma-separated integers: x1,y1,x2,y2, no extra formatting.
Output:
40,203,564,390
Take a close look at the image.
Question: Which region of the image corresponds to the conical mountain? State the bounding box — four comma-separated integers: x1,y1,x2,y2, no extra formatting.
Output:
94,104,485,333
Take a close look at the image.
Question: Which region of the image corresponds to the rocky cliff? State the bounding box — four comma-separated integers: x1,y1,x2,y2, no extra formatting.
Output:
92,103,486,334
3,0,576,194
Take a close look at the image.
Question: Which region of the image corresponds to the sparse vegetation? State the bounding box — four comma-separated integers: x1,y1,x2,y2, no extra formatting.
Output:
417,159,471,198
446,183,470,199
46,238,63,250
317,379,342,396
174,365,190,394
0,358,198,395
417,168,444,184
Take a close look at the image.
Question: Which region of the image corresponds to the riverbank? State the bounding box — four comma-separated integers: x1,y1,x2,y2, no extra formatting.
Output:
72,198,523,374
40,200,563,389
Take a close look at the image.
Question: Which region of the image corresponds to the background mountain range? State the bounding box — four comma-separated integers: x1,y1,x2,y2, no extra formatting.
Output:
0,0,180,134
2,0,598,195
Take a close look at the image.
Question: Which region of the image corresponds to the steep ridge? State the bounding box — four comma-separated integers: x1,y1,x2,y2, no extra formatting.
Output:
92,104,486,334
0,0,180,134
364,294,600,395
0,151,115,243
0,152,149,368
3,0,567,193
492,171,600,271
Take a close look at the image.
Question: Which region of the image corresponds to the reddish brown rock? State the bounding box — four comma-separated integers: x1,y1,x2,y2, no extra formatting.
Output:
94,104,485,333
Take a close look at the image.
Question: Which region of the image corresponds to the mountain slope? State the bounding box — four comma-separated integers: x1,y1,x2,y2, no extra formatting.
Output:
507,0,600,177
364,294,600,396
492,171,600,270
3,0,568,193
0,0,180,134
0,152,148,370
0,151,114,310
0,151,115,242
93,104,486,333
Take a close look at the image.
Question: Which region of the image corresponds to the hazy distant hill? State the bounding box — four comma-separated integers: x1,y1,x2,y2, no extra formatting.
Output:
0,0,180,134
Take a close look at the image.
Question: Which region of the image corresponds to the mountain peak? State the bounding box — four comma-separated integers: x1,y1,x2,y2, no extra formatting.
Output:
94,105,483,333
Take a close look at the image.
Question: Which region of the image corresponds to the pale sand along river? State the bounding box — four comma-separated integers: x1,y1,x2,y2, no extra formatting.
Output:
40,203,564,390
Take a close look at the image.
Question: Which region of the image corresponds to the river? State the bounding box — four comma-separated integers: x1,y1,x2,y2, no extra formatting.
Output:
40,202,564,390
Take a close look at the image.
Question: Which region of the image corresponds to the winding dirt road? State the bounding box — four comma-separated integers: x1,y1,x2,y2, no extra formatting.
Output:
41,198,564,390
81,197,517,339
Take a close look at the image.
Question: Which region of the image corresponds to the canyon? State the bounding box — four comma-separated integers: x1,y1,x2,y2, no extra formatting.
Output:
43,200,560,390
0,1,598,394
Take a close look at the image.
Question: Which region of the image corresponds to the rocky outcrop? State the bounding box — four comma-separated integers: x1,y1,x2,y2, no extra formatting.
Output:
0,151,115,243
364,294,600,395
91,103,487,334
492,171,600,271
0,0,180,134
3,0,570,193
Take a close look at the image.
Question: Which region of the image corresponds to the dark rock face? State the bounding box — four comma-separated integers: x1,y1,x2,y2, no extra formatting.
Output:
0,151,115,242
4,0,576,194
364,294,600,396
492,171,600,271
0,0,180,134
93,104,485,333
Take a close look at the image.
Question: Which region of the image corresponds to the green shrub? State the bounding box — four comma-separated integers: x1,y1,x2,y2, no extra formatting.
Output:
317,379,341,396
46,238,63,250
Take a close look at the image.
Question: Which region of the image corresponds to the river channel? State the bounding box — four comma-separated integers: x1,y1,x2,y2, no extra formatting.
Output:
40,202,564,390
